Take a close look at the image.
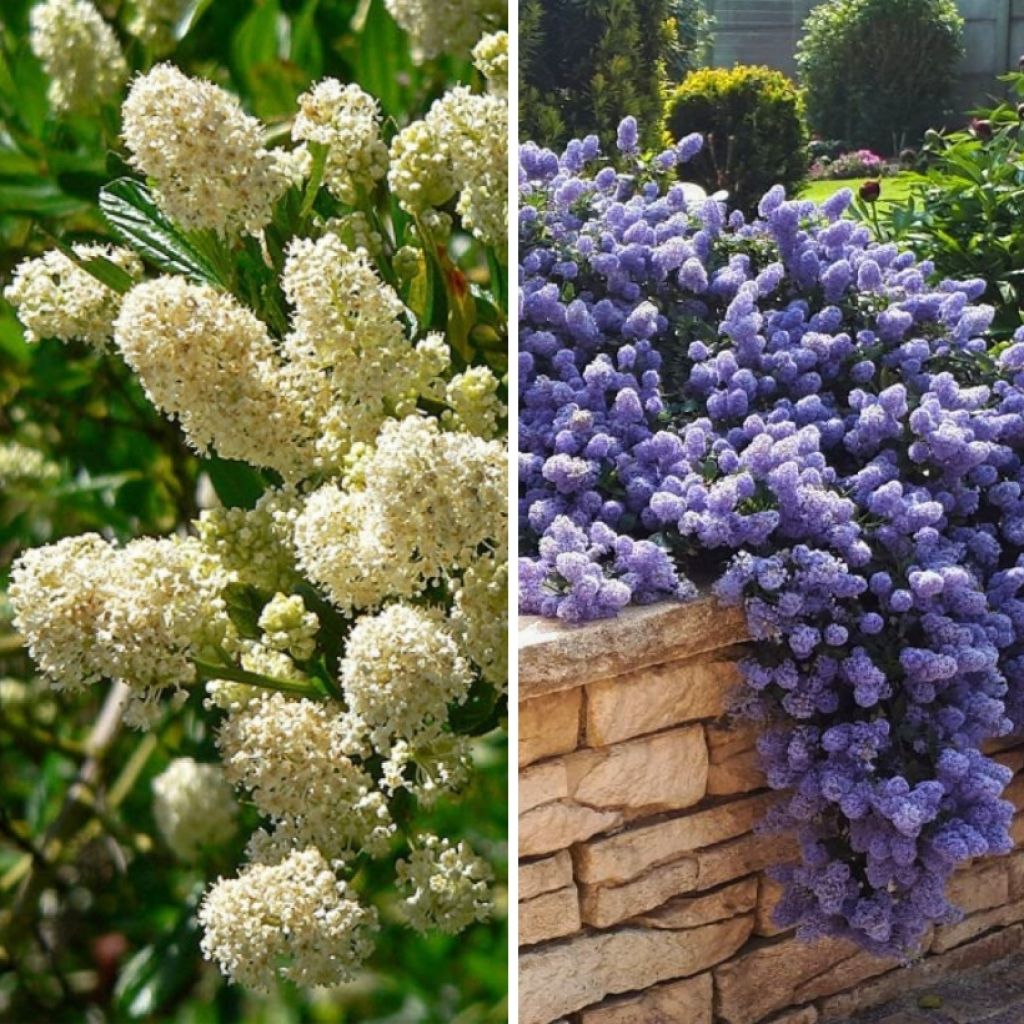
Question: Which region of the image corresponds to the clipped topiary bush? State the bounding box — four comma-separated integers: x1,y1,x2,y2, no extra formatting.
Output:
665,64,808,215
797,0,964,154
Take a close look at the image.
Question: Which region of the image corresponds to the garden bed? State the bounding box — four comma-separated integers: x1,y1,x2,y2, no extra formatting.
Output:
518,600,1024,1024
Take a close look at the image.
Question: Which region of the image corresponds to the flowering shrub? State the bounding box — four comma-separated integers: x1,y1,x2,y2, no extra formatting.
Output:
809,148,891,181
7,22,507,1008
519,119,1024,957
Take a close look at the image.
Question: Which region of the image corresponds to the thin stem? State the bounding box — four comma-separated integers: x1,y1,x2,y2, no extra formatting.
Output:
192,659,323,699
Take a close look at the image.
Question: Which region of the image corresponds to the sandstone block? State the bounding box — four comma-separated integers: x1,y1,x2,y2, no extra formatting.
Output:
575,792,774,886
585,659,737,747
696,830,799,891
992,745,1024,775
818,925,1024,1020
755,876,789,937
577,972,713,1024
1008,850,1024,900
1004,771,1024,810
520,850,573,903
520,760,569,815
519,801,622,858
767,1010,818,1024
946,858,1009,914
714,935,891,1024
580,857,700,929
521,689,581,767
931,896,1024,953
706,722,765,796
520,885,581,947
567,726,708,817
519,915,753,1024
635,877,758,930
519,599,748,700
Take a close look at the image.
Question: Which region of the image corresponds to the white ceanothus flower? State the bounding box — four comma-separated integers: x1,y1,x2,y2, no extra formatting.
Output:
0,441,60,489
9,534,229,709
396,834,493,934
114,277,310,480
151,758,238,862
126,0,191,53
292,80,389,204
390,87,507,245
195,488,301,594
280,235,444,472
444,366,505,438
30,0,127,114
199,846,379,991
451,552,508,688
380,734,473,806
258,593,319,662
294,415,506,611
384,0,504,59
121,64,293,235
472,30,508,98
5,245,143,347
340,603,473,753
217,693,394,857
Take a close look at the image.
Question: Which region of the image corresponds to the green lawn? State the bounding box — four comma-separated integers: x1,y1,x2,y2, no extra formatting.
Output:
800,173,921,206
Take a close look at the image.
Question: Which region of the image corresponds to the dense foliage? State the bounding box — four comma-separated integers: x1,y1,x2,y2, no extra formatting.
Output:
796,0,964,154
519,121,1024,957
882,74,1024,342
0,1,508,1021
663,0,713,83
520,0,670,150
665,64,808,216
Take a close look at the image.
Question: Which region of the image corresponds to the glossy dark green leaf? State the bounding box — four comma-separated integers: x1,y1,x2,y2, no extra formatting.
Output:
203,456,266,510
222,582,267,639
99,178,223,284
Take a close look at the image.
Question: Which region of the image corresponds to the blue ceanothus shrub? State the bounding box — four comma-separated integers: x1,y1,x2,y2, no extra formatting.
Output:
518,117,1024,957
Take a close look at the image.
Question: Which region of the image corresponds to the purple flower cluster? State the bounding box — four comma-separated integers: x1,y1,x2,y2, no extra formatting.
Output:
518,120,1024,957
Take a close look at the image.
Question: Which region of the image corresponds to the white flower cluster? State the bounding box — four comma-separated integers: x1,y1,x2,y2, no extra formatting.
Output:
121,64,294,235
217,693,395,859
473,30,509,98
0,441,60,489
385,0,504,59
4,245,143,347
10,39,508,993
30,0,127,114
280,235,438,472
295,415,506,612
151,758,238,862
341,604,473,753
10,533,227,699
199,846,378,992
396,835,494,934
114,278,310,480
292,80,389,205
390,86,508,246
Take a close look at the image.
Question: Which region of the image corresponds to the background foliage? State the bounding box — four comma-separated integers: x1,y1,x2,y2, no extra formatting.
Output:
796,0,965,154
519,0,675,150
0,1,506,1021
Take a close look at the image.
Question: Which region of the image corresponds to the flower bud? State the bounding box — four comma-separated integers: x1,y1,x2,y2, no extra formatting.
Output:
859,180,881,203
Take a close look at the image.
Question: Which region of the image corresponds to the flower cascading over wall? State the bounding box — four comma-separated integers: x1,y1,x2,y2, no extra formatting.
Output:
518,117,1024,957
7,10,508,992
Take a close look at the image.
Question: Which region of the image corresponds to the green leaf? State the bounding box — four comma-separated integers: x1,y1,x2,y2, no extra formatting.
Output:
448,680,504,736
114,898,202,1019
99,178,224,285
41,232,136,295
222,583,268,639
203,455,266,510
354,0,412,117
173,0,216,41
300,140,329,218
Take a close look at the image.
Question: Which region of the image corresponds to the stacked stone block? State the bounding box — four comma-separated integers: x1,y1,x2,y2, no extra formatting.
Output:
518,600,1024,1024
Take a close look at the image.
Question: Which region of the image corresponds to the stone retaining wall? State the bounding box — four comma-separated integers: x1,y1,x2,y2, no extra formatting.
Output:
518,599,1024,1024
